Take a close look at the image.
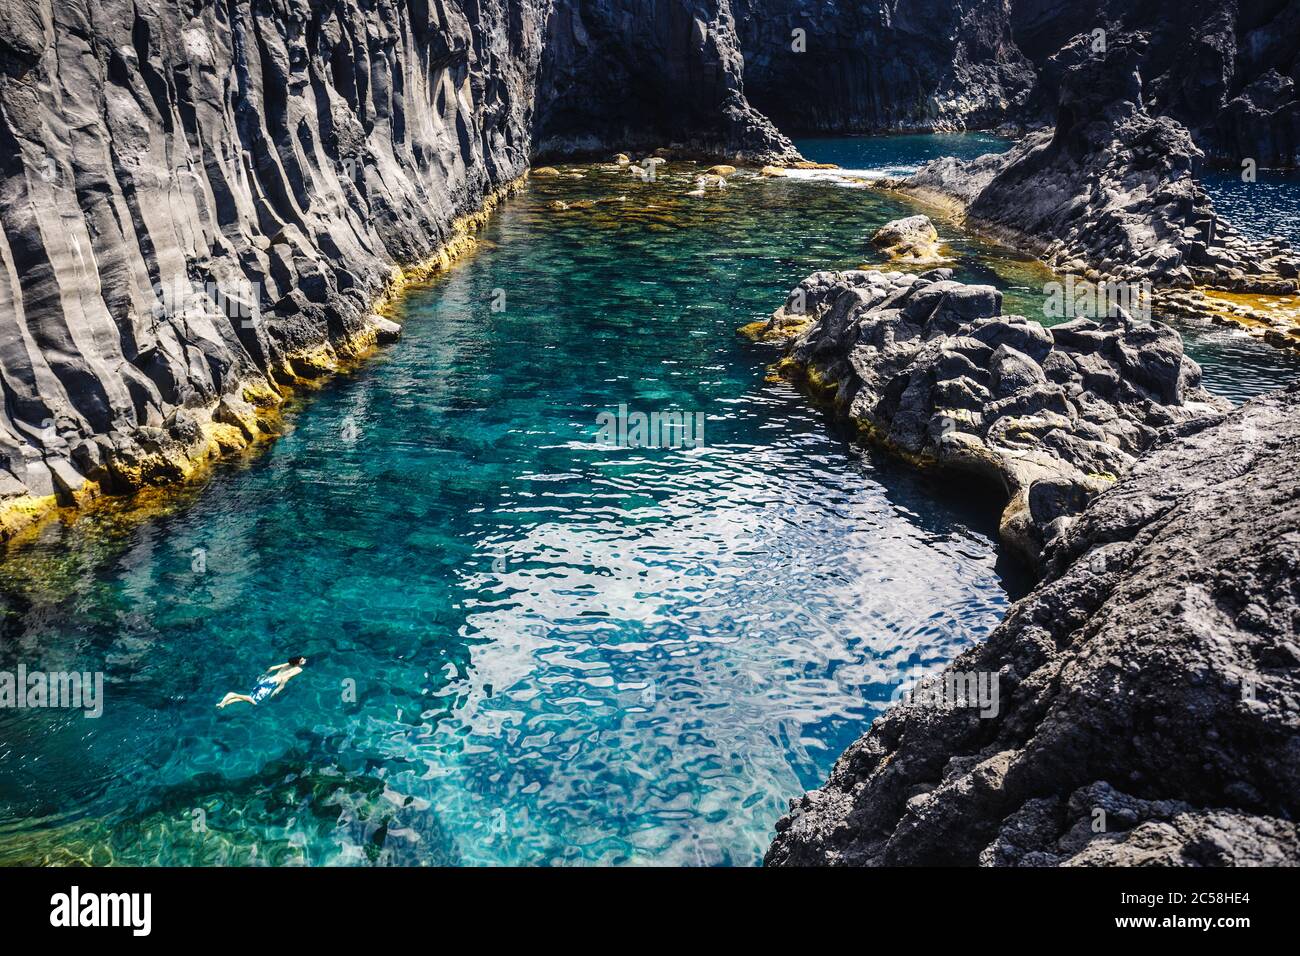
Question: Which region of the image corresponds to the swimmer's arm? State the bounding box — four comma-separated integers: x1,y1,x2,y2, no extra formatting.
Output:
265,663,289,673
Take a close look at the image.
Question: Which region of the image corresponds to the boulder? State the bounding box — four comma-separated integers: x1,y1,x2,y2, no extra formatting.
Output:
870,215,944,263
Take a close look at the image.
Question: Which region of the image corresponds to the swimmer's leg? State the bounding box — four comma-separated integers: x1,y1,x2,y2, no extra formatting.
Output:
217,693,256,709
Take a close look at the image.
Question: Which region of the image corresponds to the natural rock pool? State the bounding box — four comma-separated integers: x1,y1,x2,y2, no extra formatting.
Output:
2,136,1297,865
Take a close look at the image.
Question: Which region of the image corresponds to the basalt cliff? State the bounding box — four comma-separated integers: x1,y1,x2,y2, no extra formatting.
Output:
737,0,1300,168
0,0,797,540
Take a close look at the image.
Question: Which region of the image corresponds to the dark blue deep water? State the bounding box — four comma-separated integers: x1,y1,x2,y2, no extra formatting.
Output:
1,137,1296,865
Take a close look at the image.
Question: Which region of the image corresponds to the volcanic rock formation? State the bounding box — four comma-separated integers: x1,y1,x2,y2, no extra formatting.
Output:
887,33,1300,294
767,383,1300,866
751,267,1228,568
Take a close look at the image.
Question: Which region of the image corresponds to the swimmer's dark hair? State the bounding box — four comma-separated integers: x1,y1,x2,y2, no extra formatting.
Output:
288,656,307,666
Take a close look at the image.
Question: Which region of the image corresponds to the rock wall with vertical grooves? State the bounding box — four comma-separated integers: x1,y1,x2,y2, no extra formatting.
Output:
0,0,796,540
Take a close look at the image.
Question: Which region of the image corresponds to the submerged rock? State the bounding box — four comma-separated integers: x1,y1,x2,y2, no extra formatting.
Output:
768,384,1300,866
870,215,944,263
755,268,1227,568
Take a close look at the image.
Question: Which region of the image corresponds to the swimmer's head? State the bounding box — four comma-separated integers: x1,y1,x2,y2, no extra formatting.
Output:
288,656,307,667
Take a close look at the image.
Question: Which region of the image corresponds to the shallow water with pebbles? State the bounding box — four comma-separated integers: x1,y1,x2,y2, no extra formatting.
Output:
0,135,1295,866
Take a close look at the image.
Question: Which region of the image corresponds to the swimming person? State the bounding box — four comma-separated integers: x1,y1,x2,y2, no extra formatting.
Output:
216,657,307,709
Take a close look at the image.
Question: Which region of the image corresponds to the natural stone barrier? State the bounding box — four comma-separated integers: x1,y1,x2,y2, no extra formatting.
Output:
748,267,1228,569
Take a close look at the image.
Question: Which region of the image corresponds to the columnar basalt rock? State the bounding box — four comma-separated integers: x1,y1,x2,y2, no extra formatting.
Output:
754,267,1228,569
0,0,795,541
767,384,1300,866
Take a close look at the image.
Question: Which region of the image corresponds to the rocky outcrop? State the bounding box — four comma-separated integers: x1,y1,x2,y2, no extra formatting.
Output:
767,383,1300,866
888,33,1300,294
751,267,1228,569
1011,0,1300,168
733,0,1035,135
0,0,795,542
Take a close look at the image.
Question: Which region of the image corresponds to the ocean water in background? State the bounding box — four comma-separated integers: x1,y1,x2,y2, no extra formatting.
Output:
0,135,1295,866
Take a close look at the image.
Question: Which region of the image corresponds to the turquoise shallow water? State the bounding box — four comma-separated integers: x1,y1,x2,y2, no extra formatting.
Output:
1,136,1296,866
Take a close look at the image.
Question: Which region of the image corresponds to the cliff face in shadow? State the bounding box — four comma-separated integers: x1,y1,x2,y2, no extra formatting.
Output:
533,0,800,161
733,0,1035,135
734,0,1299,167
0,0,795,538
1012,0,1300,167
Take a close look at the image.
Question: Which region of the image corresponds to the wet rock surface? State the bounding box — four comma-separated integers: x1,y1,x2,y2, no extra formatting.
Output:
767,382,1300,866
889,33,1300,294
758,267,1228,568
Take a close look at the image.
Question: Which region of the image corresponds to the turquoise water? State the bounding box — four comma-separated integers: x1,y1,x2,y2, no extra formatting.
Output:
1,137,1296,866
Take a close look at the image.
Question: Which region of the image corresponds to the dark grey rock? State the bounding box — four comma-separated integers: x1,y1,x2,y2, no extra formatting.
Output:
768,384,1300,866
733,0,1035,135
759,268,1228,569
891,32,1300,293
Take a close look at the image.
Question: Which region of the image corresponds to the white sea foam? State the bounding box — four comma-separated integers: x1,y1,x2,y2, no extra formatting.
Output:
776,165,919,187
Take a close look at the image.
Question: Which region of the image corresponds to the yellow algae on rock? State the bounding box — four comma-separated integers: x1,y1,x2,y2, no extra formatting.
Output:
0,174,528,549
870,215,946,264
